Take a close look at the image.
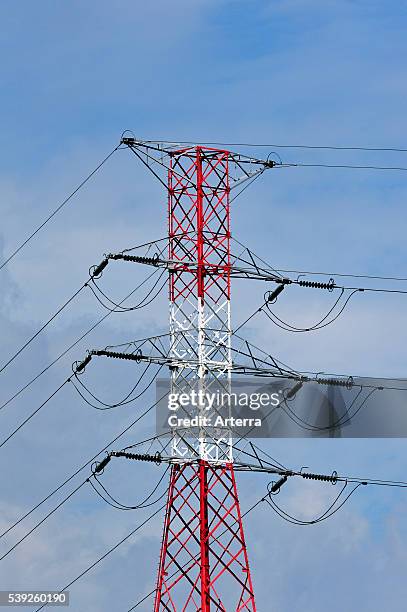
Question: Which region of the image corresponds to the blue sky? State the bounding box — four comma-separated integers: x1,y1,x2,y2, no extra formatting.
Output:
0,1,407,610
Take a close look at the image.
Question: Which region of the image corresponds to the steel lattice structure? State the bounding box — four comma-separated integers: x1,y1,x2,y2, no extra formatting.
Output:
168,147,233,464
154,461,256,611
115,138,274,611
155,146,256,610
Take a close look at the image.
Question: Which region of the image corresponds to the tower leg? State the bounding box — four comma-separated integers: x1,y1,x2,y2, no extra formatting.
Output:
154,462,257,611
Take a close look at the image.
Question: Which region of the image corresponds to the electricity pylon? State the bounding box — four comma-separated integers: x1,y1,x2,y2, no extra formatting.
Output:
102,138,275,610
155,146,256,610
72,136,407,611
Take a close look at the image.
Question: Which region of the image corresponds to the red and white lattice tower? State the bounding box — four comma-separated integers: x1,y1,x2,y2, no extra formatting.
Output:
154,147,257,611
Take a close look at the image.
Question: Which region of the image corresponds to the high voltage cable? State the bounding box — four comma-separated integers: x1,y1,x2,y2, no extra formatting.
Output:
33,502,167,612
334,474,407,488
0,283,88,376
0,379,70,450
90,466,170,511
0,480,88,562
278,162,407,172
234,292,349,338
88,270,167,313
229,236,407,284
71,363,163,411
144,139,407,153
88,479,163,511
0,240,169,381
0,393,166,542
0,145,119,274
263,289,359,333
0,467,170,562
279,387,376,433
139,140,407,169
231,256,407,336
271,267,407,283
0,268,159,415
265,482,363,526
0,257,166,378
71,362,154,410
277,279,407,295
247,464,407,489
0,359,164,449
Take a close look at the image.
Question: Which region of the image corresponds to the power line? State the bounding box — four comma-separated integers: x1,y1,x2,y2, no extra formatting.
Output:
0,378,70,450
265,482,363,525
90,466,169,511
0,466,170,562
71,362,154,410
0,358,166,449
271,267,407,283
0,262,165,378
0,283,88,377
248,464,407,489
0,268,160,415
0,314,161,448
0,480,88,562
230,236,407,284
0,395,165,542
0,145,119,274
71,362,164,411
144,139,407,154
278,162,407,172
263,289,358,333
88,270,167,313
33,502,167,612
